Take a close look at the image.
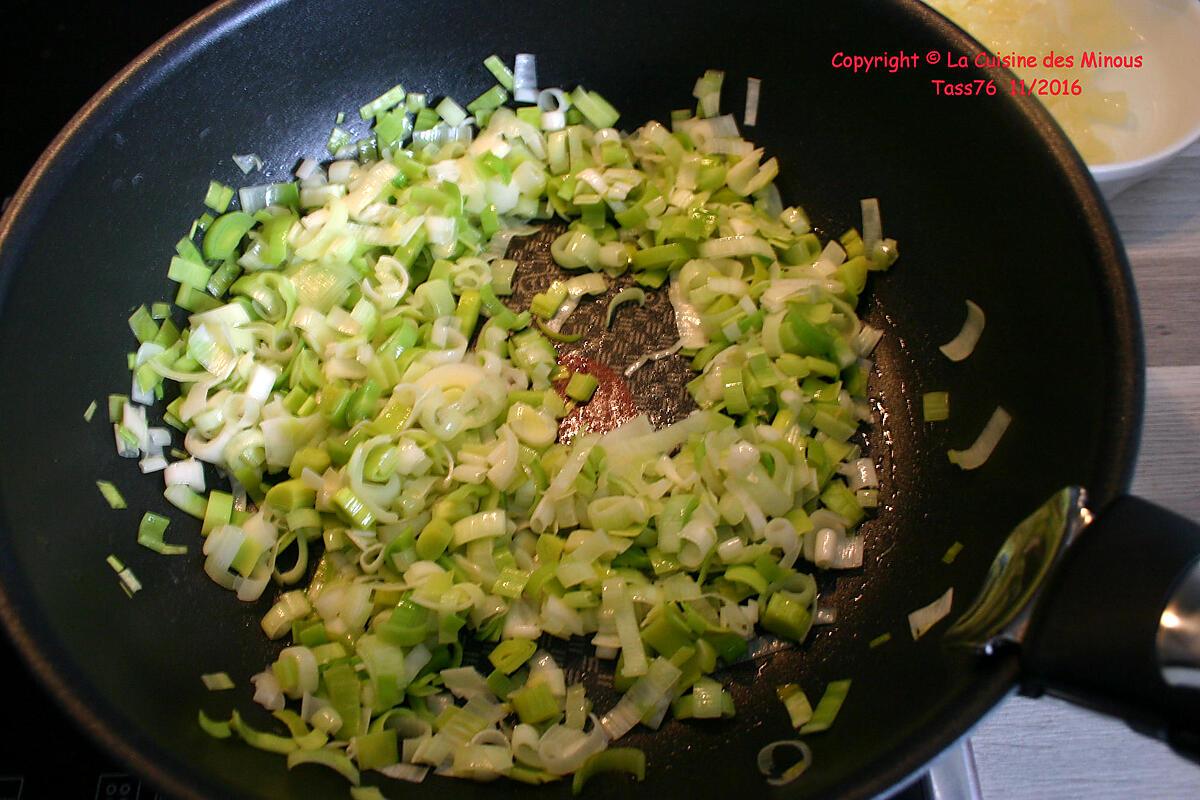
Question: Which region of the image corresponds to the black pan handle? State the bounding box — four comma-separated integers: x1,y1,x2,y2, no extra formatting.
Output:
1019,495,1200,761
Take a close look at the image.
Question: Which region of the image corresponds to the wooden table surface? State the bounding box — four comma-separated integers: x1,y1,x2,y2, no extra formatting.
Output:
969,140,1200,798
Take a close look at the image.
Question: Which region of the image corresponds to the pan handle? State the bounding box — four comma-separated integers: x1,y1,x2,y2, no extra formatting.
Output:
1018,495,1200,762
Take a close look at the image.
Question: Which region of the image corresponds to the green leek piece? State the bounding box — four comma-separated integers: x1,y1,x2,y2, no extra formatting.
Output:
128,305,158,343
838,255,870,297
435,96,467,127
258,211,297,264
483,55,514,90
761,590,813,643
632,271,667,288
105,554,141,597
272,708,309,739
571,748,645,795
468,85,508,114
776,683,813,729
537,319,581,344
175,284,221,312
231,536,265,577
360,84,405,119
378,599,429,647
488,638,537,674
266,480,317,514
511,681,559,725
107,394,128,423
286,748,361,785
198,710,232,739
311,641,348,666
479,204,501,238
416,517,453,561
537,533,565,564
272,655,299,692
438,612,467,643
320,384,354,429
203,212,256,261
412,107,439,132
191,212,215,236
165,485,207,519
96,480,126,510
798,679,851,734
206,259,241,297
137,512,187,555
281,385,310,415
478,284,522,329
363,444,399,483
693,69,724,117
116,425,138,451
168,255,214,291
724,564,768,595
942,541,964,564
153,318,181,347
201,672,235,690
569,87,620,129
455,289,482,338
820,480,864,527
565,372,598,403
352,729,398,770
605,287,645,328
332,488,376,529
323,662,362,742
671,681,735,719
375,108,412,149
510,766,562,785
204,180,234,213
630,243,688,271
295,620,330,648
202,490,233,536
289,447,332,479
327,126,352,154
530,282,568,319
868,632,893,648
83,400,98,422
348,379,383,426
641,604,694,658
923,391,950,422
486,668,516,699
480,152,511,182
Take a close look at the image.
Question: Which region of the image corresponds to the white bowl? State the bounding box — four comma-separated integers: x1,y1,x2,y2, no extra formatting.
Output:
1088,0,1200,199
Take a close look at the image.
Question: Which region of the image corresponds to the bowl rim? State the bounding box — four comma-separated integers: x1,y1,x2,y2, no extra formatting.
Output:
1090,117,1200,178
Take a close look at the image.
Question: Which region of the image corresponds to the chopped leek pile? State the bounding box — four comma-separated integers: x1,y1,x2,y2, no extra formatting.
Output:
107,55,898,790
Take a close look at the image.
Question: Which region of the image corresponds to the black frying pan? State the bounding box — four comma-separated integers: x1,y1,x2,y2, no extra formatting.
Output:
1,1,1197,798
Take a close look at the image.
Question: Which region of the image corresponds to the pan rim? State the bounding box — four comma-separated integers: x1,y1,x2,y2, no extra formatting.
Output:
0,1,1144,798
0,3,283,797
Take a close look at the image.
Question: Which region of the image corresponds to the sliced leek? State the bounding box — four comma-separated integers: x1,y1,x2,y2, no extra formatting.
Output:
102,60,904,791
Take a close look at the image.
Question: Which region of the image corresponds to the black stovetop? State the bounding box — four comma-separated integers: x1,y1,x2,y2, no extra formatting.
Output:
0,634,166,799
0,3,932,798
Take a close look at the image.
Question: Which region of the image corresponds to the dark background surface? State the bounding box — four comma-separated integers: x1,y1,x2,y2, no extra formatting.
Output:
0,5,211,796
1,1,211,198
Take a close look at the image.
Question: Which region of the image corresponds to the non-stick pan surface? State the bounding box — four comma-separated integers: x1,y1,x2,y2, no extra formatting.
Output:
0,1,1141,798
